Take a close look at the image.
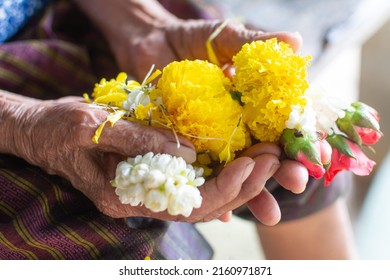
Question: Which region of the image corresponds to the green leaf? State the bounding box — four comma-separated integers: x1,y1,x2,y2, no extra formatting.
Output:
326,134,355,159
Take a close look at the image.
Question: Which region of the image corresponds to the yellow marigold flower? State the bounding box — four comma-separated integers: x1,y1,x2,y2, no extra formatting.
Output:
157,60,249,163
91,72,131,107
233,38,311,142
88,71,161,143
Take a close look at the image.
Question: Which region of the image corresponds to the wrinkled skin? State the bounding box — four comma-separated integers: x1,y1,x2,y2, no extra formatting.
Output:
114,20,303,81
2,0,309,226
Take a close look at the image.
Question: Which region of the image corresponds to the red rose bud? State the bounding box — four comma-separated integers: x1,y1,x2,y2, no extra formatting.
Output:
325,133,376,186
336,102,382,146
280,129,332,179
355,127,382,145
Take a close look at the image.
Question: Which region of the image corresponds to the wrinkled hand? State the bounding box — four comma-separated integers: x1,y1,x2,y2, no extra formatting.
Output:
110,19,302,80
75,0,302,81
13,97,307,225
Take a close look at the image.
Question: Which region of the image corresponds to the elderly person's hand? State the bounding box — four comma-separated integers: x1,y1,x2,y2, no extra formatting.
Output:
114,19,302,81
74,0,302,81
1,92,307,226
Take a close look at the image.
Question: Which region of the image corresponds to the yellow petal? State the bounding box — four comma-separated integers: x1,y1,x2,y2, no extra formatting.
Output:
83,93,91,103
144,69,162,85
135,103,158,120
94,92,128,107
206,40,220,66
126,80,141,90
116,72,128,83
206,20,230,66
92,110,126,144
218,143,232,164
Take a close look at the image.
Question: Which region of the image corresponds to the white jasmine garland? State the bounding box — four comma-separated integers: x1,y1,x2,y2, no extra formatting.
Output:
144,189,169,213
168,186,202,217
115,184,145,205
111,152,205,217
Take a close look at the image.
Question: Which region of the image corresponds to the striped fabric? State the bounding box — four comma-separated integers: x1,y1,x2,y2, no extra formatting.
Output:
0,0,212,260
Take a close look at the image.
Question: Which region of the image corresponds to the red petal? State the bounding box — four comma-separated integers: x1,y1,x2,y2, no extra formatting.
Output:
325,139,376,186
297,152,325,179
324,149,345,186
356,127,382,145
347,141,376,175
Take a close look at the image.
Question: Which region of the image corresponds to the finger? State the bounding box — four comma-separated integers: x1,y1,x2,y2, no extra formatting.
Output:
210,142,281,177
95,118,197,163
97,155,278,223
218,211,232,222
258,31,303,52
247,188,281,226
189,157,256,221
240,143,308,193
68,153,114,213
100,157,255,221
202,153,280,222
97,152,126,180
239,142,281,158
273,159,309,194
56,96,85,103
215,21,303,62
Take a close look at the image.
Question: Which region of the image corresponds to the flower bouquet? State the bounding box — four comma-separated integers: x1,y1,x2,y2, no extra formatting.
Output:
84,32,381,217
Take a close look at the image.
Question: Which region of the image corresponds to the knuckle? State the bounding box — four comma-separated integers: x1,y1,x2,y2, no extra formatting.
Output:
128,126,167,155
241,181,262,198
68,106,107,143
215,178,239,201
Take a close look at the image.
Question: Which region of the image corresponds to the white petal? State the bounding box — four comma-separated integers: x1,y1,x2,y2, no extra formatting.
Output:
115,183,145,206
144,189,168,213
130,163,149,184
167,186,202,217
144,169,166,189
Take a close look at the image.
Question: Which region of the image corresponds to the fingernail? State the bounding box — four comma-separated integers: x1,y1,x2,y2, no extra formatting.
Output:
269,163,280,175
266,163,280,182
241,161,255,183
163,141,197,163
